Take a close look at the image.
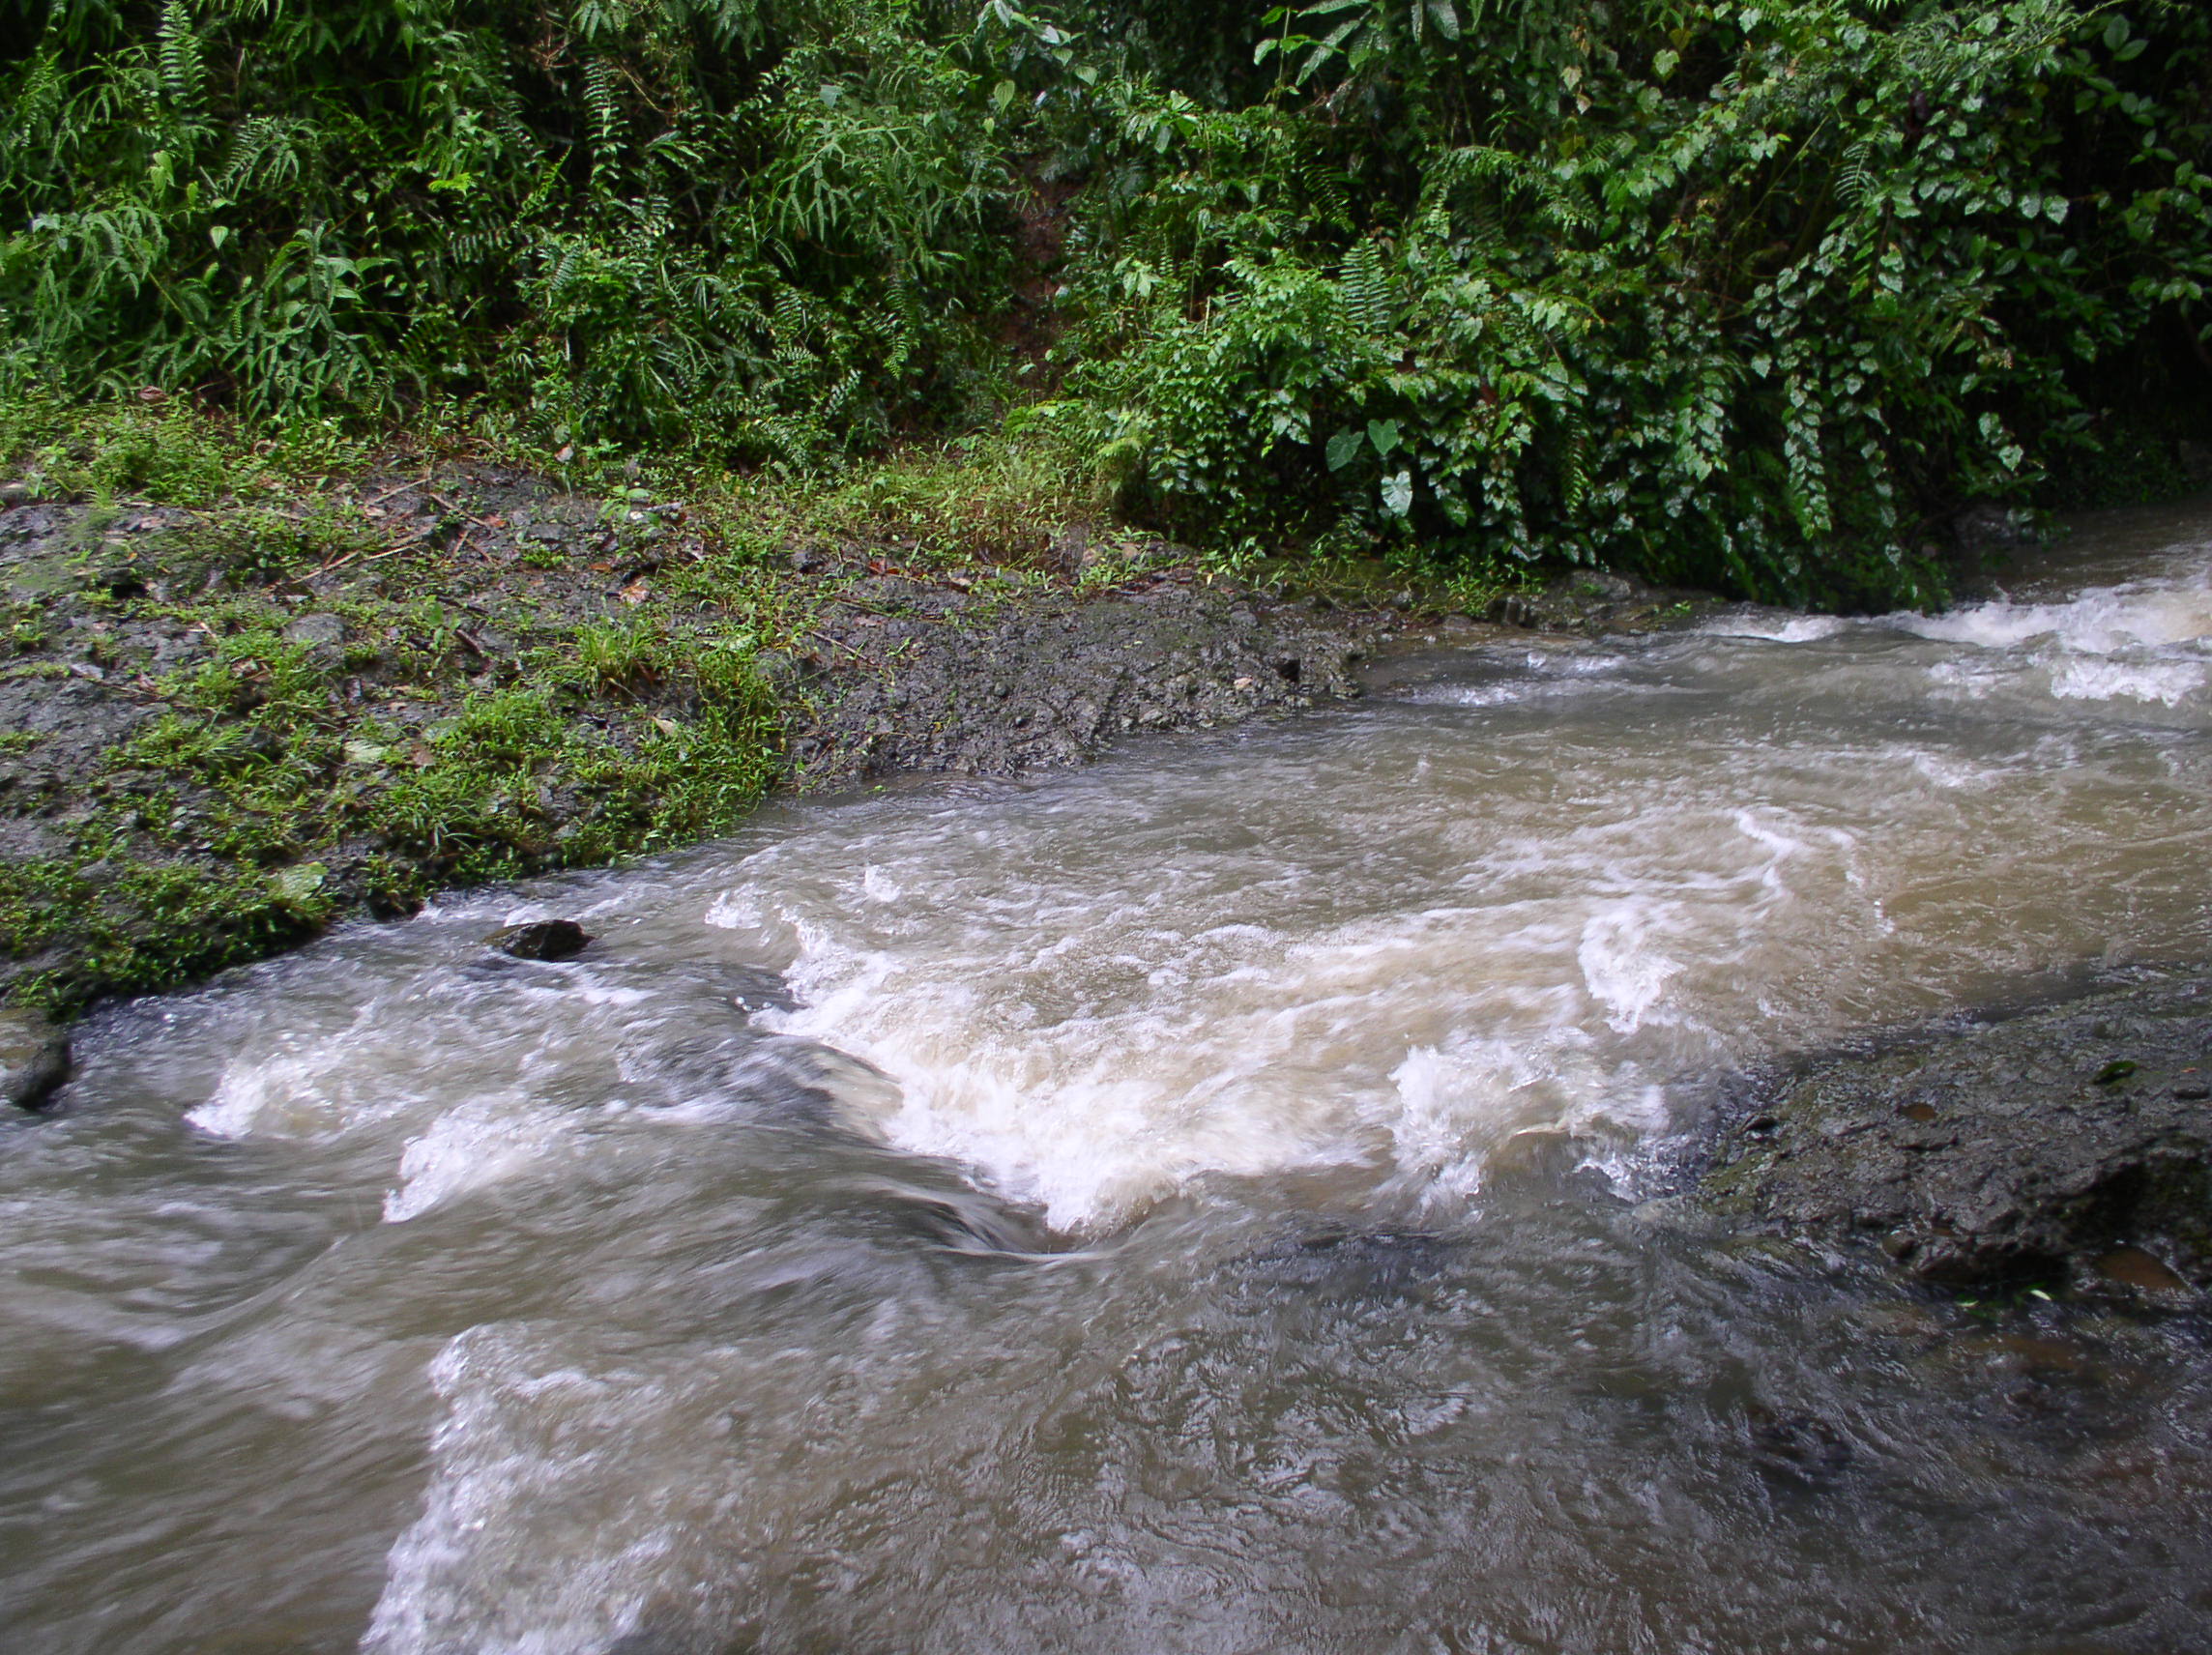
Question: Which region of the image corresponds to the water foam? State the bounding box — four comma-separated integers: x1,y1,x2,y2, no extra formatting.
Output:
189,1019,409,1140
189,1050,352,1140
1576,906,1683,1032
383,1094,575,1223
362,1330,682,1655
2048,655,2205,706
1703,612,1850,644
754,907,1382,1227
700,777,1851,1230
1700,556,2212,709
1895,573,2212,653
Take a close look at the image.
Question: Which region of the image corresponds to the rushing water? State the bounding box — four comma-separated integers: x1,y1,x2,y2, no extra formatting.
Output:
6,504,2212,1654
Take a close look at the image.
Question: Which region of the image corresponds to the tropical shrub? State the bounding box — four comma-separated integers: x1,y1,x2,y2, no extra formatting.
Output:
1056,0,2212,604
1,0,1020,464
4,0,2207,605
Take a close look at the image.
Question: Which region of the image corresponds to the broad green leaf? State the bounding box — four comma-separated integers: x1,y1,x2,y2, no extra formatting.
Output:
1326,429,1365,470
1381,469,1414,518
1368,418,1401,457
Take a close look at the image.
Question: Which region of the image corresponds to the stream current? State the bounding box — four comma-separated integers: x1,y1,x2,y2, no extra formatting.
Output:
6,504,2212,1653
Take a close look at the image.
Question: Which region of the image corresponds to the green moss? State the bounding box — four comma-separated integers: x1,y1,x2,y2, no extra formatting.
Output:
2,643,779,1012
0,857,330,1012
0,474,789,1012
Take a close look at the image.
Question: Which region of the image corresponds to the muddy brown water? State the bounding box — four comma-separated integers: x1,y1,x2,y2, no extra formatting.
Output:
5,503,2212,1653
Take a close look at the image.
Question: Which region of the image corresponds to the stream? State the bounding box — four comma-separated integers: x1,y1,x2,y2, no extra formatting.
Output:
5,502,2212,1653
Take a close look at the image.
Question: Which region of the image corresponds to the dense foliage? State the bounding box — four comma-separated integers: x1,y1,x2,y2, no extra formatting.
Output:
4,0,2208,603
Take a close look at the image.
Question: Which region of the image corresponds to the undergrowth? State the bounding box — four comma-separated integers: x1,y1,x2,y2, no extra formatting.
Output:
4,1,2208,607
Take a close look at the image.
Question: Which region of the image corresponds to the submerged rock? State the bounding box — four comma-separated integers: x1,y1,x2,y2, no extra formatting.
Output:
0,1007,71,1110
485,919,593,961
1702,973,2212,1292
1745,1405,1854,1490
1237,1229,1459,1305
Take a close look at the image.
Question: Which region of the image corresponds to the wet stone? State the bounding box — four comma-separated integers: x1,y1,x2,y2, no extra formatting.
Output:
0,1007,71,1110
1238,1229,1458,1305
281,612,346,648
485,919,593,961
2094,1246,2196,1298
1701,973,2212,1290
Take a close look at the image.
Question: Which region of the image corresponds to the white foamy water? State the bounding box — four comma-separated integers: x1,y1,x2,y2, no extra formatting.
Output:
1704,536,2212,711
5,501,2212,1655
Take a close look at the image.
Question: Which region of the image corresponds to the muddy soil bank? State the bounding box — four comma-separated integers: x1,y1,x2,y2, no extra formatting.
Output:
1702,971,2212,1301
0,464,1702,1019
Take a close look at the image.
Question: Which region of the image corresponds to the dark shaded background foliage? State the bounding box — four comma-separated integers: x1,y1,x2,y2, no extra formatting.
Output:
4,0,2208,603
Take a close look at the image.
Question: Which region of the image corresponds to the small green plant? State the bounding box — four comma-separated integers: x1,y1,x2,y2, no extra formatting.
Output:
570,618,666,697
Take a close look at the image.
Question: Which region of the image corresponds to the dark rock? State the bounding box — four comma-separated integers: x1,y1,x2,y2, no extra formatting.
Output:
2093,1245,2194,1298
0,1007,71,1110
1702,973,2212,1291
1478,567,1702,635
785,585,1378,792
1567,570,1635,604
484,919,593,961
878,1185,1050,1255
0,481,27,508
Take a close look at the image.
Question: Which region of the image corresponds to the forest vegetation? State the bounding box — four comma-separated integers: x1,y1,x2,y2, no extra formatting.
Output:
3,0,2210,606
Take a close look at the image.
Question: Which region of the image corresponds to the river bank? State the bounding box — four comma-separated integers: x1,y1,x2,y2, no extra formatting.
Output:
0,458,1711,1021
8,455,2207,1311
